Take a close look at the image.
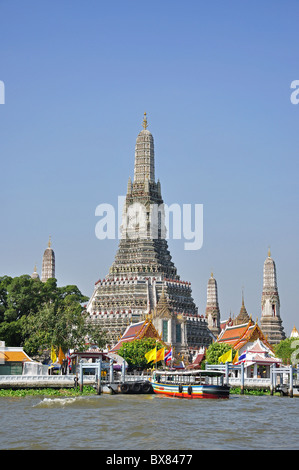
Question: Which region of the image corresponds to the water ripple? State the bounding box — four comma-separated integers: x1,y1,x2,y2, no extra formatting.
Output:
0,394,298,450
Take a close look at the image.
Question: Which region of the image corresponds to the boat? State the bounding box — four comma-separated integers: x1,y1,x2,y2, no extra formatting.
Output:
150,369,230,399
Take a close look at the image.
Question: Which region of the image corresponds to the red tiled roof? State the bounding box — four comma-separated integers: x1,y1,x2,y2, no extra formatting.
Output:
217,321,253,346
217,319,274,353
187,352,205,369
110,320,162,352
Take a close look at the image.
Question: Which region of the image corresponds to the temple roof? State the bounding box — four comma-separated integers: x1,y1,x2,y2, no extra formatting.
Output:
109,319,162,352
217,319,273,352
153,289,173,319
247,338,269,354
0,348,33,363
234,295,250,326
187,348,206,369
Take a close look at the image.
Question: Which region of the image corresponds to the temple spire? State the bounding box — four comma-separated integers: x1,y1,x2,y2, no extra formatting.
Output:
134,112,155,183
41,237,55,283
205,272,221,336
31,264,40,280
142,112,148,130
260,249,285,344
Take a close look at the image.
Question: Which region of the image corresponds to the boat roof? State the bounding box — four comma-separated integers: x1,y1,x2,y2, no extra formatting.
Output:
154,369,225,377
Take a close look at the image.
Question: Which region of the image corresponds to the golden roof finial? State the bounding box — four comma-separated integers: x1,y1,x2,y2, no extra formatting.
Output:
268,246,271,257
48,236,52,248
142,112,148,130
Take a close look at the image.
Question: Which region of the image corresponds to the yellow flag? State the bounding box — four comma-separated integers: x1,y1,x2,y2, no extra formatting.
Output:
145,347,157,363
218,349,233,363
58,347,65,365
233,351,239,364
156,348,165,362
50,345,57,363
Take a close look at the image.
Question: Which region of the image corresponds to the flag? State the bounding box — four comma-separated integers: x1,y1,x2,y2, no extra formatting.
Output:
156,347,165,362
238,352,246,362
58,346,65,365
233,351,239,364
145,347,157,363
67,349,71,369
218,349,233,363
164,348,173,364
50,345,57,363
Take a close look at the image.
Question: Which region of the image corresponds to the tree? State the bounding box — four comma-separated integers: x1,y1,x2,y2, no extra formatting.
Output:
205,342,236,365
274,338,299,365
0,275,42,346
24,303,107,357
0,274,107,357
118,338,164,370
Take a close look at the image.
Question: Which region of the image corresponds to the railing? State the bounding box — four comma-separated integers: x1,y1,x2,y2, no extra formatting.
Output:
228,377,271,387
206,363,299,396
0,374,78,387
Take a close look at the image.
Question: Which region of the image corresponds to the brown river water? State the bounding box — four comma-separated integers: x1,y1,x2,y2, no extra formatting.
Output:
0,393,298,450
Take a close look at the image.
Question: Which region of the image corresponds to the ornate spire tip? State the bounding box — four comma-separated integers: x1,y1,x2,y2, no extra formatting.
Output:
142,112,148,130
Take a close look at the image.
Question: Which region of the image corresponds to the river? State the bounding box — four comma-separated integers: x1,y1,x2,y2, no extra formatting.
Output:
0,393,298,450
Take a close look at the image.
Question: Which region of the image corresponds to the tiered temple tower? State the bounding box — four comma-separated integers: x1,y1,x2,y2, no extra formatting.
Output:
205,273,221,337
41,237,55,282
87,114,213,350
260,249,285,344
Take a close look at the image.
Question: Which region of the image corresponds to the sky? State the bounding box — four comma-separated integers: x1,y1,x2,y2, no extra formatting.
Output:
0,1,298,336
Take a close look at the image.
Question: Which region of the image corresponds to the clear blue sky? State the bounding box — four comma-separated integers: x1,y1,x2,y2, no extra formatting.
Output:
1,1,298,336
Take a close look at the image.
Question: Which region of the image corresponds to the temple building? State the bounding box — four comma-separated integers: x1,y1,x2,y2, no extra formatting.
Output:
260,249,285,345
217,318,282,378
205,272,221,337
109,318,164,354
87,114,213,350
150,289,188,357
41,237,55,283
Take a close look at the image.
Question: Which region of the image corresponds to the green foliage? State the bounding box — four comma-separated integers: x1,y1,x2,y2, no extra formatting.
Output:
118,338,164,369
274,337,299,365
0,386,96,397
205,342,236,365
230,387,277,396
0,274,107,356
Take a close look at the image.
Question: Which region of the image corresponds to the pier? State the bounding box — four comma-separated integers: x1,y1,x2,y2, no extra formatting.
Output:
0,358,153,394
